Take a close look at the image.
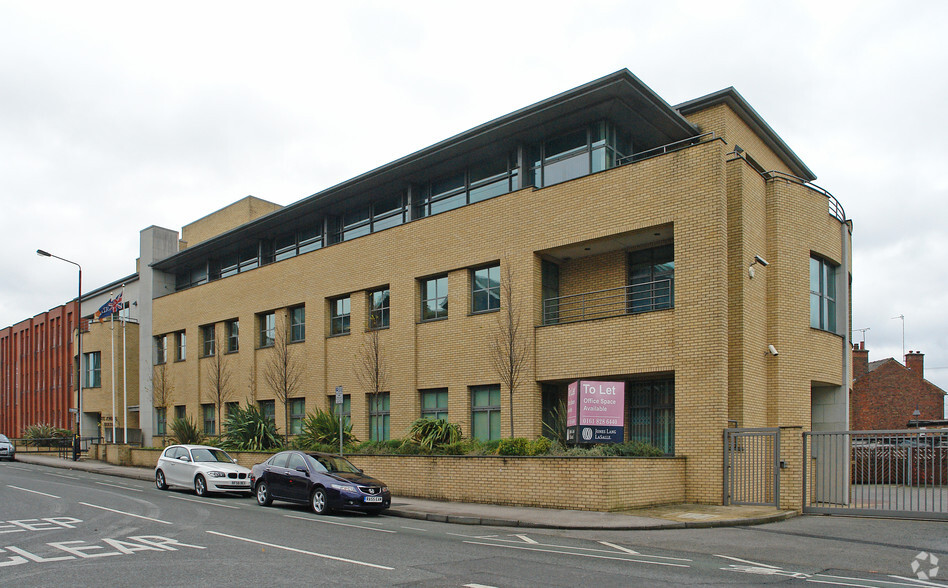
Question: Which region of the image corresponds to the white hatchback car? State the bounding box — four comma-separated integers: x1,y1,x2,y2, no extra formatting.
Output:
155,444,252,496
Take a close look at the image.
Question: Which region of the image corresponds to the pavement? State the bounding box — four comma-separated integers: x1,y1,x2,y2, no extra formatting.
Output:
10,453,797,530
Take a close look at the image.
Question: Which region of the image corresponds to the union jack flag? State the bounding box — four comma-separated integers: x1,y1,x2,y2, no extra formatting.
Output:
96,293,123,321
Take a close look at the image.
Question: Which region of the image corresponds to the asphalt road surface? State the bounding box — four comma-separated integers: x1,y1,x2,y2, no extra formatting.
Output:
1,461,946,586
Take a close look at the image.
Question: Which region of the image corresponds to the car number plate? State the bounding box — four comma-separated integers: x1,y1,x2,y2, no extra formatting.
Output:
364,496,383,503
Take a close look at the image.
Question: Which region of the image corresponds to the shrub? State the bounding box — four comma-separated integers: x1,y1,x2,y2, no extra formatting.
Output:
542,398,568,445
408,418,462,450
497,437,530,456
293,408,357,450
23,423,73,447
169,416,204,445
527,436,552,456
218,405,281,451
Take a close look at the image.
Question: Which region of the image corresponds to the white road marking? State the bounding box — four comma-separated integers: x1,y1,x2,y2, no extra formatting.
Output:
46,472,80,480
446,532,499,539
284,514,396,533
513,534,538,544
95,481,143,492
479,536,689,562
78,502,172,525
884,576,948,588
599,541,641,555
464,584,499,588
170,495,240,509
7,466,33,472
207,530,394,570
714,554,781,569
8,485,61,499
464,540,691,568
400,526,428,531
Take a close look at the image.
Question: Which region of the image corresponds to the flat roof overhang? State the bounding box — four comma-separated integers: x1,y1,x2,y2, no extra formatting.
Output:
152,70,698,272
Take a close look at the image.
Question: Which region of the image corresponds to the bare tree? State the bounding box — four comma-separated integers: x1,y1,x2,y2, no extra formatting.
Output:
489,260,529,438
203,326,234,436
152,362,175,446
263,318,303,445
355,317,388,442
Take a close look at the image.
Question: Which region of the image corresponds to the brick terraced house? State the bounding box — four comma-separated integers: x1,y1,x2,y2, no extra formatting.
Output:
132,70,853,507
851,344,946,430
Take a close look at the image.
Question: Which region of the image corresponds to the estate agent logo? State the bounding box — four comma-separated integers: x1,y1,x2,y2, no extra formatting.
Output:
911,551,939,581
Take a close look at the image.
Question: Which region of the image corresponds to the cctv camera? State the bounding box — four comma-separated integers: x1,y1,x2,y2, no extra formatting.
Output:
768,344,779,356
754,255,769,267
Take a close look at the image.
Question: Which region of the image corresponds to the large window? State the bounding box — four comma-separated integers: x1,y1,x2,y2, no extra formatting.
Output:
627,379,674,454
368,288,390,329
156,407,167,436
471,385,501,441
201,324,216,357
330,297,350,336
628,245,674,313
155,335,167,365
259,312,275,347
541,260,560,324
529,121,630,188
174,405,186,421
421,389,448,420
225,319,239,353
290,306,305,342
368,393,390,441
202,404,216,435
175,331,186,362
84,351,101,388
289,398,305,435
330,394,351,428
413,155,518,219
471,265,500,313
810,256,837,332
421,276,448,321
258,400,275,424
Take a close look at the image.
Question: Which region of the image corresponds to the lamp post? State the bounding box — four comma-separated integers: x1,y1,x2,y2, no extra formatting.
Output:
36,249,83,444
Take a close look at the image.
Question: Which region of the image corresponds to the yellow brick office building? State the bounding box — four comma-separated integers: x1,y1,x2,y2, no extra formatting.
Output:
146,70,852,506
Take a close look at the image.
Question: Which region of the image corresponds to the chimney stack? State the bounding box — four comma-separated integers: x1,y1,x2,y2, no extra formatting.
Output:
905,350,924,376
853,341,869,377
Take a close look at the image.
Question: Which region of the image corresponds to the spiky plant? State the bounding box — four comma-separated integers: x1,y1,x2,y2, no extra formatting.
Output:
408,418,462,451
218,404,282,451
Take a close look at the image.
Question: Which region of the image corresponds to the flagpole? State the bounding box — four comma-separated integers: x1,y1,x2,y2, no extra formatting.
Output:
110,292,116,444
122,284,127,445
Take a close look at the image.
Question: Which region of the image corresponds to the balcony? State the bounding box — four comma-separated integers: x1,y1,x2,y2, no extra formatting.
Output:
542,279,674,325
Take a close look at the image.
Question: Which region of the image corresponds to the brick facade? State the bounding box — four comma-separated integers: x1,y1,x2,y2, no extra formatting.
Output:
851,345,946,430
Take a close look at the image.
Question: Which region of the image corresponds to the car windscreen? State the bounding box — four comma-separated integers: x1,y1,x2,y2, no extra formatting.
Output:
190,448,234,463
0,435,9,443
309,454,360,473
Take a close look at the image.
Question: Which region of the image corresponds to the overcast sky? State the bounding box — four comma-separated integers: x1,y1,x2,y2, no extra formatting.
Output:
2,1,946,414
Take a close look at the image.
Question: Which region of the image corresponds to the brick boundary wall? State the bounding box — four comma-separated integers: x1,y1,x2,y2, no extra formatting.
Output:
112,446,687,511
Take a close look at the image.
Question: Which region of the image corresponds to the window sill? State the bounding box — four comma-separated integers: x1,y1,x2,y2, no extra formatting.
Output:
419,316,448,324
469,309,500,317
327,332,351,338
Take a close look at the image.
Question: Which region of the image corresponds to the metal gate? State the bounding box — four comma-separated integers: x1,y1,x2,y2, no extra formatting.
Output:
723,428,780,507
804,430,948,520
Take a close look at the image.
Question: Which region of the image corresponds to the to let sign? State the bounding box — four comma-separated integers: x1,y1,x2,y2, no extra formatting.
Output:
565,380,625,444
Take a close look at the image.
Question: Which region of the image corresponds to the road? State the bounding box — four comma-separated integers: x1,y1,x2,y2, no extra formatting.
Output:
1,461,946,586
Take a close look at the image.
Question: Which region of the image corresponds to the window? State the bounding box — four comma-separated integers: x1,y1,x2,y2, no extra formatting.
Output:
259,312,275,347
368,392,390,441
155,335,167,365
84,351,101,388
471,385,501,440
202,404,216,435
541,260,560,324
201,324,216,357
258,400,275,424
174,405,186,421
471,265,500,313
413,154,518,219
289,398,305,435
421,389,448,420
421,276,448,321
330,394,351,427
627,379,674,454
330,296,350,335
290,306,305,342
810,256,837,332
529,121,630,188
226,319,239,353
156,407,167,435
368,288,390,329
628,245,674,313
175,331,186,361
225,402,239,422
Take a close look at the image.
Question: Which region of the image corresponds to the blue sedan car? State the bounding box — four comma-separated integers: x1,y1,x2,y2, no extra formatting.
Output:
251,451,390,515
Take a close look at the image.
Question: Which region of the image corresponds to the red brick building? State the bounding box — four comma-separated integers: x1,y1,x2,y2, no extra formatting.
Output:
851,343,946,430
0,301,78,436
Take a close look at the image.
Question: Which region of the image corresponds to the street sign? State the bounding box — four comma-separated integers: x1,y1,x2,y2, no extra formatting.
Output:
335,386,343,404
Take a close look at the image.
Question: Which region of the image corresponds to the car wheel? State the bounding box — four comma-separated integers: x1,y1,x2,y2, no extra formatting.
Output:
256,481,272,506
155,470,168,490
311,487,329,515
194,475,208,497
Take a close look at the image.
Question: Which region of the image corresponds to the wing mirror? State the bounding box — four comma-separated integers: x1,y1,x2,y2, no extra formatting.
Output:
295,466,309,474
178,455,191,462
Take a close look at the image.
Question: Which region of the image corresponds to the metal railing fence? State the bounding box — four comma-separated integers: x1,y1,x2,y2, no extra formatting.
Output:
723,428,780,507
542,279,673,325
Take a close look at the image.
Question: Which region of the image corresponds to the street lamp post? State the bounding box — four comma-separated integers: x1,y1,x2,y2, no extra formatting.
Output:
36,249,83,448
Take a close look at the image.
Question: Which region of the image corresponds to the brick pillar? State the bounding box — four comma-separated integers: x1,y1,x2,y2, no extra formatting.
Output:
852,342,869,377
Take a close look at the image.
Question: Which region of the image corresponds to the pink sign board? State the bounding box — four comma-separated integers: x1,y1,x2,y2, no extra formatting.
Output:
566,380,625,443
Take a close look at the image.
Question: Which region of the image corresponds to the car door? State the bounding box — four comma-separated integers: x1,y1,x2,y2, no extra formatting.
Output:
284,452,311,502
263,452,291,499
163,447,185,487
